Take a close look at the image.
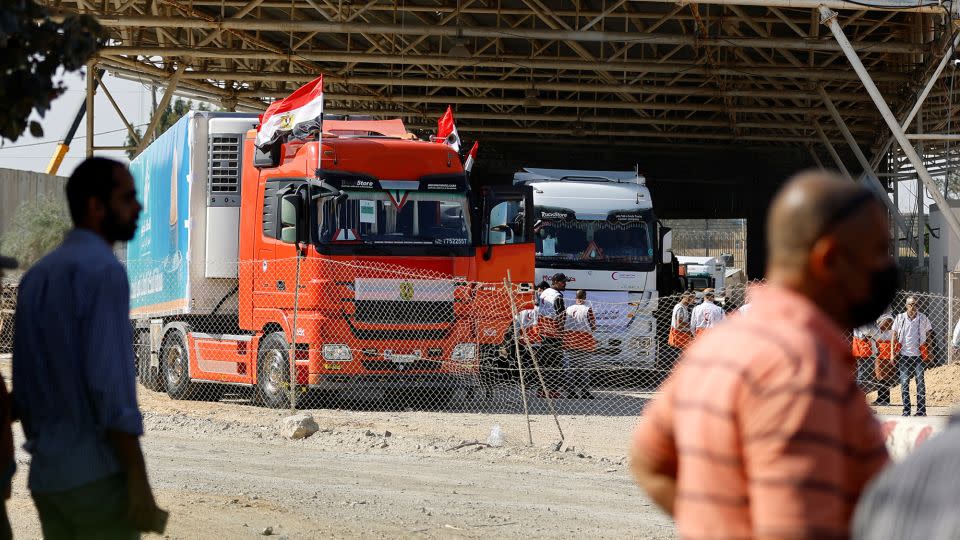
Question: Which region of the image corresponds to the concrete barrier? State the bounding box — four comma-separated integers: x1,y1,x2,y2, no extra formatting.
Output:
879,415,947,460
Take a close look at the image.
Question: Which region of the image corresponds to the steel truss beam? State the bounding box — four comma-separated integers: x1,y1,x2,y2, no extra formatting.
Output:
81,14,921,54
821,6,960,244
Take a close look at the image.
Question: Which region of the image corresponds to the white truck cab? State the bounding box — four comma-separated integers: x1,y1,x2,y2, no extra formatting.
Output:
514,167,667,370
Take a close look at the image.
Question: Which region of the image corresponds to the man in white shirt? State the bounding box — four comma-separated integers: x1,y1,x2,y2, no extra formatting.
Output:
564,289,597,399
691,288,725,336
893,296,933,416
668,292,695,351
537,274,567,398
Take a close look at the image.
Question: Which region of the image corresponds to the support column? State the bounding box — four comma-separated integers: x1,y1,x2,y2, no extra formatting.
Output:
813,120,852,179
85,59,96,157
817,86,916,254
821,6,960,244
893,168,900,263
806,144,825,169
916,109,926,268
136,60,186,155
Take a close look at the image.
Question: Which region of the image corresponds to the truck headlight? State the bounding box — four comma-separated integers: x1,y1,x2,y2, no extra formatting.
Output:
322,344,352,361
451,343,477,362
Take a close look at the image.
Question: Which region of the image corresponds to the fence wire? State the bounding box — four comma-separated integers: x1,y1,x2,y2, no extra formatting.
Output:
2,261,960,446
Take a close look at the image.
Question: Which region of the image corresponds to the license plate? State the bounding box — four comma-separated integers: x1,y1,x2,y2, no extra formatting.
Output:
384,350,419,363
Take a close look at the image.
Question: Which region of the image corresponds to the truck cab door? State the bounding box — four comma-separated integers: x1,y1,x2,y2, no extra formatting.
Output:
474,185,535,284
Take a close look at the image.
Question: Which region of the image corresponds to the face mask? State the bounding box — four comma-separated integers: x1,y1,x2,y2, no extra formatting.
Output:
104,204,138,243
848,264,899,328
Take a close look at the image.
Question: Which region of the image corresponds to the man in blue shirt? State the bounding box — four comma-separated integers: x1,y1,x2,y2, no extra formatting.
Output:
13,157,162,538
1,253,17,540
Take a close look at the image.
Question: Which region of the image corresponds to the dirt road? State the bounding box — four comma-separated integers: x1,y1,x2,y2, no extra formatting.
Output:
7,385,676,539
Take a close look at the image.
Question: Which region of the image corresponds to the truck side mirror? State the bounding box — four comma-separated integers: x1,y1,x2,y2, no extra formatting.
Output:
661,228,673,264
279,191,302,244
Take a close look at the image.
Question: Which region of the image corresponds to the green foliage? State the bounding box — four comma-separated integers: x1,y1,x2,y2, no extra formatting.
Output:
125,98,213,158
0,0,104,141
1,195,72,268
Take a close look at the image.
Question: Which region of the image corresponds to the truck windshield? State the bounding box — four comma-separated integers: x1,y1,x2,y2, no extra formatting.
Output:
317,190,471,246
535,215,654,270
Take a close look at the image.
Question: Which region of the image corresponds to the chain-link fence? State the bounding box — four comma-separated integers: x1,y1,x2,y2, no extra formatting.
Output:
3,260,960,446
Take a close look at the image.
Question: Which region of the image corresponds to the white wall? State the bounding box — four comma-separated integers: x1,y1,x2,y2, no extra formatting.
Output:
928,201,960,295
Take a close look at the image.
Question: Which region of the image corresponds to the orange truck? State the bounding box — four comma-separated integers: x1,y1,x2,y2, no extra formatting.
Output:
127,112,532,407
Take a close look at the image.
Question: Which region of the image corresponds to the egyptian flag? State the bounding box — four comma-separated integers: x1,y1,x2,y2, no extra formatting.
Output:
256,75,324,148
436,106,460,153
464,141,479,174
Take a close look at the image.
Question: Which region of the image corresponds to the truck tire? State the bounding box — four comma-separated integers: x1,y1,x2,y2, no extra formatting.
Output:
478,344,505,399
161,328,195,399
136,331,163,392
256,332,292,409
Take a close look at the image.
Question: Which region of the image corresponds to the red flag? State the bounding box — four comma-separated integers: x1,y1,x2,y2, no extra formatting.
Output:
464,141,479,173
256,75,324,147
436,106,461,153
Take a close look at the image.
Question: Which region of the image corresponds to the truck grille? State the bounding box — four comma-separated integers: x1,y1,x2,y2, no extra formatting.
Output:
354,300,454,324
361,360,442,372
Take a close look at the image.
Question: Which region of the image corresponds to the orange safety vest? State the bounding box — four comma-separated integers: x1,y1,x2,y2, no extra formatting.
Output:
851,338,873,358
874,340,901,381
564,330,597,352
520,324,541,345
668,326,694,349
876,340,900,360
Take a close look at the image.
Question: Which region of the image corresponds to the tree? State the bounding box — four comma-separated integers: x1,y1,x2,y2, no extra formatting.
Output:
0,0,103,141
125,98,213,158
1,195,72,269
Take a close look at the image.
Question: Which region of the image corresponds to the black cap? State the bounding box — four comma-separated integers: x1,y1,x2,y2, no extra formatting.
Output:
551,273,568,283
0,255,17,270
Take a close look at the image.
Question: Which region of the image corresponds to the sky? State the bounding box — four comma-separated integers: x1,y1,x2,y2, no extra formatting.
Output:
0,66,939,216
0,68,214,175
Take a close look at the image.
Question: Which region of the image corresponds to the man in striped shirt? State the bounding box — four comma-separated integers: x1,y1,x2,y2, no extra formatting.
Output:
631,171,894,539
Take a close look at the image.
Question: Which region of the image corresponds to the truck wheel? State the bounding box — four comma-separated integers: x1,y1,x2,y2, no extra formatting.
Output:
136,331,163,391
256,332,292,409
478,344,504,399
162,329,195,399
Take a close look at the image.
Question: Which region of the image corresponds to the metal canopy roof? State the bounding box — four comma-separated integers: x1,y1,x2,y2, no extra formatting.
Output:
44,0,960,151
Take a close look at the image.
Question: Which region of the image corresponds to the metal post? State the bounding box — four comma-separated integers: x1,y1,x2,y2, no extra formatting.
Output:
504,271,534,447
821,6,960,245
813,120,853,179
893,172,900,263
817,87,917,253
806,144,825,169
949,272,955,365
916,109,926,269
85,60,95,157
136,61,186,154
289,254,302,410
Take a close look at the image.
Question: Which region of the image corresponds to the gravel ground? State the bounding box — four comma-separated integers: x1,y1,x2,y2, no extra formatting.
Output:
2,359,675,539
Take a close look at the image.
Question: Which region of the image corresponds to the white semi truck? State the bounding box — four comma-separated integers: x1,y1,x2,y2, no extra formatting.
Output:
513,168,681,374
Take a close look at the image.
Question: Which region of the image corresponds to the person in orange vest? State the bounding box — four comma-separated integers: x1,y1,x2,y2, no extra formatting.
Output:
668,292,696,352
536,274,568,399
872,314,896,406
852,321,877,392
564,289,598,399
